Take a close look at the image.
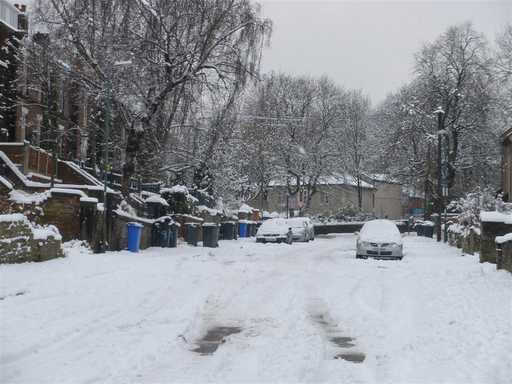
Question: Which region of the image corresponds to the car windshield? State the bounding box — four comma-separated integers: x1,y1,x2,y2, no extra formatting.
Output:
259,219,288,231
286,219,307,228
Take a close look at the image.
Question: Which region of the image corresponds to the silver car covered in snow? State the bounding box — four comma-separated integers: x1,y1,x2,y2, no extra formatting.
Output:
356,219,403,260
286,217,315,242
256,219,293,244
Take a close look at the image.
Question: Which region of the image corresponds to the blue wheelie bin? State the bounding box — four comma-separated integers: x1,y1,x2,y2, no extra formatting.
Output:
239,221,248,238
127,222,143,252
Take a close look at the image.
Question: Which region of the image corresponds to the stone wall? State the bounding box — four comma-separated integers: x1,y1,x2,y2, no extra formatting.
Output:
0,214,64,264
37,192,82,241
462,229,481,255
110,212,153,251
480,221,512,263
0,217,33,263
498,241,512,273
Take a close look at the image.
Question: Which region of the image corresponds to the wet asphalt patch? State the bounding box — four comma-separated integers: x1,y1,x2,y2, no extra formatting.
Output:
192,326,242,355
310,303,366,363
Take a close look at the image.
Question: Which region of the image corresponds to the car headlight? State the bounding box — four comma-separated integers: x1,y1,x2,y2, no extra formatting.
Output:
390,243,402,248
360,241,371,247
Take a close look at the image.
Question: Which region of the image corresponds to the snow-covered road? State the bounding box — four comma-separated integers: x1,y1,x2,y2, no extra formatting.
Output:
1,235,511,383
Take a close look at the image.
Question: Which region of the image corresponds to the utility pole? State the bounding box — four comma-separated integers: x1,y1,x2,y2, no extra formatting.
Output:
434,107,445,242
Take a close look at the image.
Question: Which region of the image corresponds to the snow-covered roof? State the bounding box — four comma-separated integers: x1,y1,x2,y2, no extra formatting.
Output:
197,205,220,216
268,174,374,189
161,185,189,194
144,195,169,206
239,203,254,213
367,173,401,184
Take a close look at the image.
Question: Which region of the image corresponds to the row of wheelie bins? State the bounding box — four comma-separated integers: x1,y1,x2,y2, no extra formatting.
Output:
238,220,259,238
126,219,261,252
415,221,435,238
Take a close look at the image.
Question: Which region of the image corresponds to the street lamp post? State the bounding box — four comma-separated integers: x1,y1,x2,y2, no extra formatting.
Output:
102,76,112,251
434,107,445,242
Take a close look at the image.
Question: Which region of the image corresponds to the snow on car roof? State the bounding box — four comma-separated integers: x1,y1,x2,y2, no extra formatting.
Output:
360,219,401,243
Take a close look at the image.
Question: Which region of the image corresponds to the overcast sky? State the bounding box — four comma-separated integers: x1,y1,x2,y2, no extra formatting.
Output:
259,0,512,105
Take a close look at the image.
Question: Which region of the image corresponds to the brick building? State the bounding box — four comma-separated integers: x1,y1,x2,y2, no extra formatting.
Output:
0,1,27,141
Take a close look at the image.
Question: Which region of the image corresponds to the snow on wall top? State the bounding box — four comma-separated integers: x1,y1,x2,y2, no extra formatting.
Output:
64,161,103,186
496,233,512,244
0,175,13,190
50,188,88,198
9,189,50,204
480,211,512,224
0,213,27,223
32,225,62,241
0,151,47,188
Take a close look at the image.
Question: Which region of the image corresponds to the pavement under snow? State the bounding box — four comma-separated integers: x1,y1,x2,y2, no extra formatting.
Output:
1,234,511,383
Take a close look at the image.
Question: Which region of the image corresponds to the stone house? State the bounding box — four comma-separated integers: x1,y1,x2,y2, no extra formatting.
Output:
249,175,378,218
364,174,403,219
503,127,512,201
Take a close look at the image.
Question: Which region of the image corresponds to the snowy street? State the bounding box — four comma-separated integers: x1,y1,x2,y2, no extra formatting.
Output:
1,235,511,384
